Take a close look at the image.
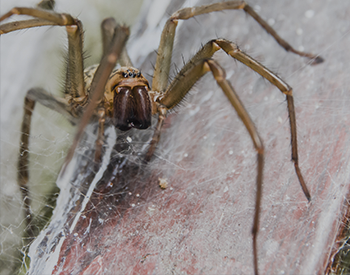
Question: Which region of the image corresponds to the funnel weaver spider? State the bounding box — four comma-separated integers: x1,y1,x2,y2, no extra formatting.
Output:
0,1,323,274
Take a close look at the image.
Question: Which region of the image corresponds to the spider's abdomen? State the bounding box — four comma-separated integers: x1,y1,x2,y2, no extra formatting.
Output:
113,86,152,131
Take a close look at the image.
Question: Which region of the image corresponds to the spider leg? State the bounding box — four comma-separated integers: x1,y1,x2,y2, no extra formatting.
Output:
17,88,78,237
95,108,106,162
0,18,56,33
162,39,310,201
81,19,133,163
156,38,313,274
0,8,85,99
153,0,323,92
214,39,311,201
207,60,263,275
158,56,263,275
1,0,55,29
63,26,130,171
145,105,167,162
1,6,88,233
0,8,76,31
18,96,35,237
101,18,133,67
242,5,323,64
65,21,85,98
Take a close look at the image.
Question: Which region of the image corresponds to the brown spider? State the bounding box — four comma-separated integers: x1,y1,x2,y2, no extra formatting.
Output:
0,1,323,274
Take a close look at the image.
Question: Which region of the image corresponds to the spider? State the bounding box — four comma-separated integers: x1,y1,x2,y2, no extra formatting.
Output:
0,1,323,274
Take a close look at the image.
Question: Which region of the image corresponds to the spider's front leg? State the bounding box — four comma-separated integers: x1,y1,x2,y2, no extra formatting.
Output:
152,0,323,93
63,22,130,168
0,6,88,236
0,5,86,98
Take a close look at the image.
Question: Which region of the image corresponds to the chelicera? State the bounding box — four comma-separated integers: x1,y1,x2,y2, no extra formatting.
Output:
0,1,323,274
108,67,152,131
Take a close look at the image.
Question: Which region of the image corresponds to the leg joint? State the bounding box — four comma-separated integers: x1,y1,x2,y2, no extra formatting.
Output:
283,89,293,96
214,39,240,56
157,104,167,118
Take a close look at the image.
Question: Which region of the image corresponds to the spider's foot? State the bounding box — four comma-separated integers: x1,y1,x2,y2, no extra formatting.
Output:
311,55,324,65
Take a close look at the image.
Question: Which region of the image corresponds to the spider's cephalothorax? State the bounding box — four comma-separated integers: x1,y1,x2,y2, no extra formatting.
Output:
105,67,153,131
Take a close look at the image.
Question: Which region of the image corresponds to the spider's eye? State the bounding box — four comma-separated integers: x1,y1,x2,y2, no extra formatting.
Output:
122,72,128,78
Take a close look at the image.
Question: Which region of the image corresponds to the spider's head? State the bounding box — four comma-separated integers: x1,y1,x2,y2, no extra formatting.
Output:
106,67,152,131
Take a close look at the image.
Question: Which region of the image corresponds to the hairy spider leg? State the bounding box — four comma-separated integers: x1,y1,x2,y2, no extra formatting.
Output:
64,22,129,169
152,0,323,93
149,37,313,275
0,7,86,99
0,8,129,235
0,7,89,235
